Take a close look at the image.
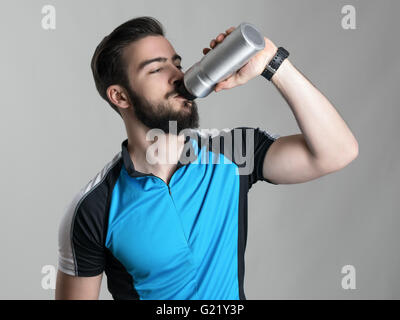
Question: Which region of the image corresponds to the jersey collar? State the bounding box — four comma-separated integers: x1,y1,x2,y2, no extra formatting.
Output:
121,133,198,178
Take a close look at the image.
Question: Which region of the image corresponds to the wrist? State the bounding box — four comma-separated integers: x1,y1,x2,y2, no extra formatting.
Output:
260,46,290,81
263,46,278,70
271,58,291,86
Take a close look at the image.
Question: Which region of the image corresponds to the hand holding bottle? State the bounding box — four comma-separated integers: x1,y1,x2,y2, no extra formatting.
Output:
202,26,278,92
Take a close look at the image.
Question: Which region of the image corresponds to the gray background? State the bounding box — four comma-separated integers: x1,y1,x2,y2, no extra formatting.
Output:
0,0,398,299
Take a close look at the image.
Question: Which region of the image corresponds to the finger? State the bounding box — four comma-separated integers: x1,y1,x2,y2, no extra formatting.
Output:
211,33,226,49
215,78,230,92
225,26,235,34
210,30,232,49
216,33,225,41
203,48,211,55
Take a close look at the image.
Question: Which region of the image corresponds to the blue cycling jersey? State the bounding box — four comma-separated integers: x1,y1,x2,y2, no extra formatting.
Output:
58,127,279,300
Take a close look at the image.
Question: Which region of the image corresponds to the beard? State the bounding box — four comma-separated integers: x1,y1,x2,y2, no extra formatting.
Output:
125,84,199,134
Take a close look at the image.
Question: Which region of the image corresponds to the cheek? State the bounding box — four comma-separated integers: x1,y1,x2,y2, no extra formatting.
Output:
143,78,170,100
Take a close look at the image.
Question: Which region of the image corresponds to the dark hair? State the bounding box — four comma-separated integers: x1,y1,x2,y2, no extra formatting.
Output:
90,16,165,117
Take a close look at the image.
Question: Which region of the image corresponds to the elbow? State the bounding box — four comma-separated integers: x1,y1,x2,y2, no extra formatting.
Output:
347,139,359,163
336,141,359,170
351,141,359,160
318,141,359,173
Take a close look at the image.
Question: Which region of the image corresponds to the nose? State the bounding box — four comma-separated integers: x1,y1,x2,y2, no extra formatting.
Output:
170,68,185,95
170,66,185,88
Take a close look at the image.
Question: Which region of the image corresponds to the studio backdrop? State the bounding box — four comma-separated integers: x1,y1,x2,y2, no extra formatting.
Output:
0,0,399,299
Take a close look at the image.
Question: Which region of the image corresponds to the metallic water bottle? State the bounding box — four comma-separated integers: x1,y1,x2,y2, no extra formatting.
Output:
176,22,265,100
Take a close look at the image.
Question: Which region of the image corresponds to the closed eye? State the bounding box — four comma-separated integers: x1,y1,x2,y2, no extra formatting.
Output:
150,68,162,73
150,65,182,74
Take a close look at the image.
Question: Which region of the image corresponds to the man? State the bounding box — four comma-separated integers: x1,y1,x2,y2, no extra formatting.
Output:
56,16,358,300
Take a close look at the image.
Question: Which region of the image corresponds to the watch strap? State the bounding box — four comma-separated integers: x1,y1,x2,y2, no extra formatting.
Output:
261,47,289,81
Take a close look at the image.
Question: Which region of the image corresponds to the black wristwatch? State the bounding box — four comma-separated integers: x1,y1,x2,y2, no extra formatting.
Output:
261,47,290,81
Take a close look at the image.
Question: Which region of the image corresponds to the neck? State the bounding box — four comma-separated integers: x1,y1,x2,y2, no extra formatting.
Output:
123,115,186,184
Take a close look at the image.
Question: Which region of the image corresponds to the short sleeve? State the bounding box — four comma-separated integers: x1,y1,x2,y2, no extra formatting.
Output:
231,127,280,188
58,186,107,277
250,127,280,187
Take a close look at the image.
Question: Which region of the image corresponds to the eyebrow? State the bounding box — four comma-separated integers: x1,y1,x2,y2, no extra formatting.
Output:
137,53,182,72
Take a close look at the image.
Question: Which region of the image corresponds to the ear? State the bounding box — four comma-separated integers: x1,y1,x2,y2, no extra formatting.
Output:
107,85,131,110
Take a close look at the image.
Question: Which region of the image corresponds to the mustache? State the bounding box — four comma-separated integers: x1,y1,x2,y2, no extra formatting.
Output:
168,92,178,98
167,90,181,99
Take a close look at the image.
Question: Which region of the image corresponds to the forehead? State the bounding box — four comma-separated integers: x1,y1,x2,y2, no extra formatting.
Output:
123,35,176,71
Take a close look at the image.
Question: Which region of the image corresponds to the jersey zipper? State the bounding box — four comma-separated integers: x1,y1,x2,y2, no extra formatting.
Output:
146,174,174,198
147,167,200,297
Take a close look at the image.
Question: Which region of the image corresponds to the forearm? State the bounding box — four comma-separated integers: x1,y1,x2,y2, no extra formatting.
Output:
270,58,359,167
